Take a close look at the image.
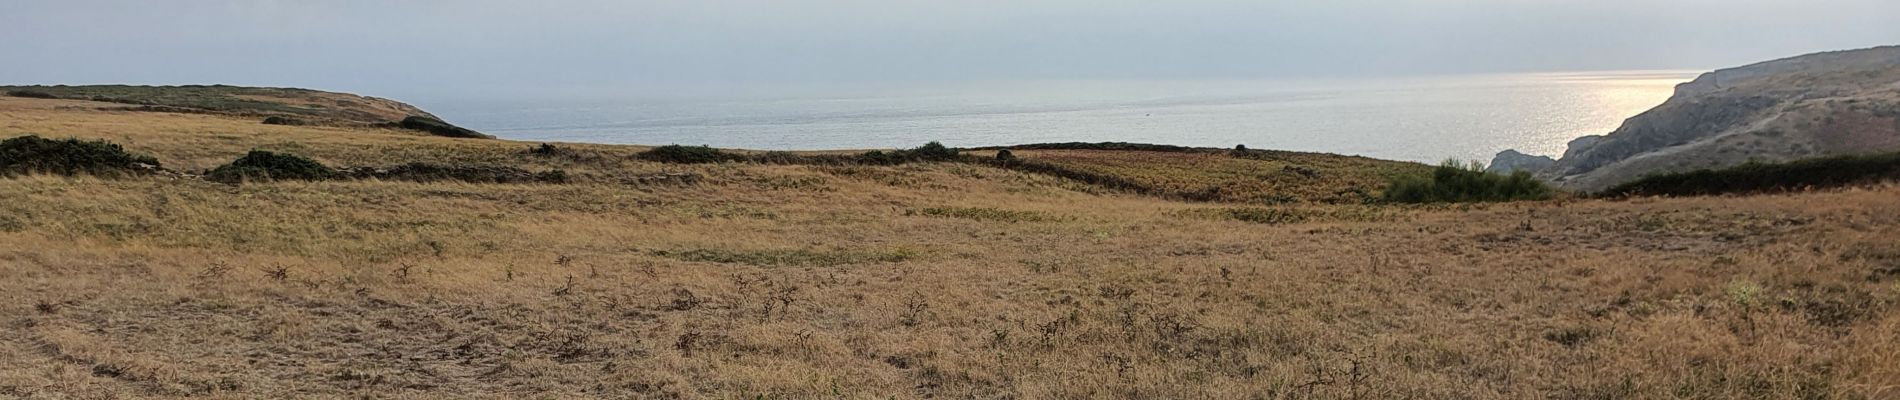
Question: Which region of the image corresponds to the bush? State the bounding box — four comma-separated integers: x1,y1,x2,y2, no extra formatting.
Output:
1383,160,1553,203
5,90,59,99
995,149,1016,161
636,145,749,164
525,143,566,156
907,141,959,161
1601,153,1900,197
0,135,161,177
206,150,338,183
261,116,307,126
396,116,491,139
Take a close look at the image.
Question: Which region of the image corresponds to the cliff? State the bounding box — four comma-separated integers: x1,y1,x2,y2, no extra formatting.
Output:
1496,46,1900,192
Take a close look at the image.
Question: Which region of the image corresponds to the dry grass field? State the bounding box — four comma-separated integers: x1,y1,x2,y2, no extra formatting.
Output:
2,96,1899,399
964,148,1426,204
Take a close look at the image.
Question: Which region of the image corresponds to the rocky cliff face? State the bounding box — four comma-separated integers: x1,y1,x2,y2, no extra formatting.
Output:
1494,46,1900,192
1485,149,1554,174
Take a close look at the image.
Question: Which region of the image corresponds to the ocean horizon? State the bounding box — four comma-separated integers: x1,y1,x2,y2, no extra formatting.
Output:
429,70,1700,163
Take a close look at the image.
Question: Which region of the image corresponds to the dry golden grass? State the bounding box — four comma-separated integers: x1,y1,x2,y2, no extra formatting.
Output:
2,97,1898,399
971,148,1429,204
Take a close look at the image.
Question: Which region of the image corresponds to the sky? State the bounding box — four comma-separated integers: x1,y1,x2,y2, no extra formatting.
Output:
3,0,1897,100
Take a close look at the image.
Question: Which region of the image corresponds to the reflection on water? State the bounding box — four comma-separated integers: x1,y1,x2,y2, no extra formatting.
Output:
430,71,1696,163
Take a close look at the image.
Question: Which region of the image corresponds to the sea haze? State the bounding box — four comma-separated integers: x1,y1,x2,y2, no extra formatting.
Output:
428,71,1697,163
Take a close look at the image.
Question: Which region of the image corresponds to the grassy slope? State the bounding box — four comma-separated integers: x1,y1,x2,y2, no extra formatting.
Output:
971,148,1428,204
1,85,491,138
1,96,1898,398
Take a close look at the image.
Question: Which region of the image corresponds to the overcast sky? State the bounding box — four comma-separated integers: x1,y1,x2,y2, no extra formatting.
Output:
3,0,1896,100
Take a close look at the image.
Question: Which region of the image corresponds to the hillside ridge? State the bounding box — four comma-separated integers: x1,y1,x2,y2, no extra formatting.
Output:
1493,45,1900,192
1,84,490,138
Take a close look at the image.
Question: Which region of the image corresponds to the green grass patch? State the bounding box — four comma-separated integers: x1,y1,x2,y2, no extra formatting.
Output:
1600,153,1900,197
1383,160,1553,203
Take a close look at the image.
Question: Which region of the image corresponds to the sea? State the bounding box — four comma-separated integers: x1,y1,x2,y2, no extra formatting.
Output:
427,71,1699,164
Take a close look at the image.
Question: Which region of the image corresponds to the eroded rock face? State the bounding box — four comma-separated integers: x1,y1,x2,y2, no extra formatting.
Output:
1486,149,1555,175
1538,45,1900,192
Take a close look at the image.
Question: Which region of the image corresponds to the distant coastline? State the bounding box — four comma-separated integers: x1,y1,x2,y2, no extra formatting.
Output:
428,71,1696,163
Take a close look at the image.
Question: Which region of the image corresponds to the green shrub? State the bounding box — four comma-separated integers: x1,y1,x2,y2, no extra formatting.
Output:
0,135,160,177
261,116,307,126
1601,153,1900,197
907,141,959,161
850,150,909,165
5,90,59,99
636,145,749,164
1383,160,1553,203
206,150,338,183
395,116,491,139
525,143,566,156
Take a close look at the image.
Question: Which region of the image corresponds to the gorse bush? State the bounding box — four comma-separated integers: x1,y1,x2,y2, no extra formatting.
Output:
0,135,161,177
261,116,307,126
906,141,959,161
6,90,59,99
1383,160,1553,203
636,145,750,164
525,143,567,157
1601,153,1900,197
206,150,338,183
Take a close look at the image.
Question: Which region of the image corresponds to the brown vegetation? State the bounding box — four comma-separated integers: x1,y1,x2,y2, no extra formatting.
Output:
1,95,1897,398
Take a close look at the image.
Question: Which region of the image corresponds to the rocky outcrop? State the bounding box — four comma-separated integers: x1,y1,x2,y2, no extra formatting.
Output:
1486,149,1554,174
1560,136,1602,160
1498,45,1900,192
